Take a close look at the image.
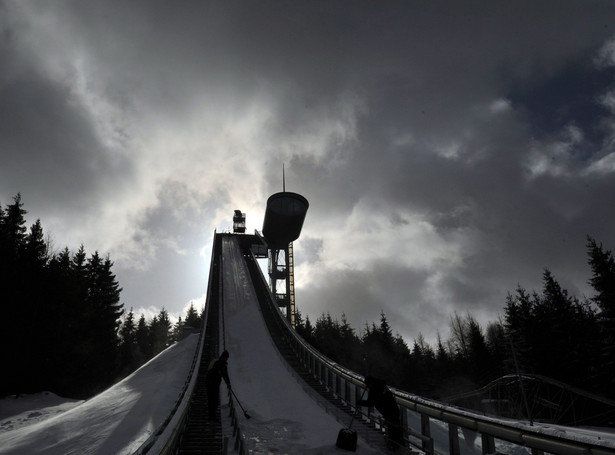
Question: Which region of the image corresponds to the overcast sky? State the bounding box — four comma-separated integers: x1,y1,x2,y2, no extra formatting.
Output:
2,1,615,346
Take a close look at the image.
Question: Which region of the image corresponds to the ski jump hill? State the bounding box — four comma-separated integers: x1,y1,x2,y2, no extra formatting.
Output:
157,233,615,455
2,232,614,454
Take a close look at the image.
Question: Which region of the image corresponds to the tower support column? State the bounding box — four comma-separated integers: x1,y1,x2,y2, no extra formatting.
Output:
268,244,295,327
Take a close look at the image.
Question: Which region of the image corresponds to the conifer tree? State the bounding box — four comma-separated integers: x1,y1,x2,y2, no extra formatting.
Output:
304,315,314,339
503,286,535,372
2,193,27,252
466,317,491,383
172,316,184,342
504,270,598,387
295,310,314,342
185,302,200,328
586,237,615,397
24,220,47,266
55,247,72,270
136,314,151,359
146,309,172,356
1,195,29,395
484,320,507,378
119,308,138,373
73,251,123,392
72,245,87,274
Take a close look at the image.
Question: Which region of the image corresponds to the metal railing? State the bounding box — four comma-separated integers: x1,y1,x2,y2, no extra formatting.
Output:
247,250,615,455
135,234,615,455
135,231,219,455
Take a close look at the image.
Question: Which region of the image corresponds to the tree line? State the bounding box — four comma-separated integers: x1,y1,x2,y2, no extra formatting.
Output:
3,192,614,404
295,236,615,401
1,194,202,399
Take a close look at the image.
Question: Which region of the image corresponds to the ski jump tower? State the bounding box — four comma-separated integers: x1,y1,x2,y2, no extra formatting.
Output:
261,190,309,328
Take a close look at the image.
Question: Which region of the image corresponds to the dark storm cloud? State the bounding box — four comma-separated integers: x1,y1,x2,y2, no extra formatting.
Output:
0,46,133,215
2,0,615,344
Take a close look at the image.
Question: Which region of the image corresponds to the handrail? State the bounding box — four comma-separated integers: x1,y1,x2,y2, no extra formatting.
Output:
246,248,615,455
135,234,615,455
134,231,217,455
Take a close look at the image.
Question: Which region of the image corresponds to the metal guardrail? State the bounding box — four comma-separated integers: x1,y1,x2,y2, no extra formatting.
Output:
134,234,615,455
225,388,246,455
247,250,615,455
131,310,206,455
133,231,218,455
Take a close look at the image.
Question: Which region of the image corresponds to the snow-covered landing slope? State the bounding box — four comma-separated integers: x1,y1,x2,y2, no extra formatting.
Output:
0,334,200,455
221,236,380,454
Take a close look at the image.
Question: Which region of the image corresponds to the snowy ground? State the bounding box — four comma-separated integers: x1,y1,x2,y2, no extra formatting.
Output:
0,392,83,434
0,333,200,454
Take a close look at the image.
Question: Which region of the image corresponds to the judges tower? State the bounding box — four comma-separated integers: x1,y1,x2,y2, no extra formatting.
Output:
261,191,309,326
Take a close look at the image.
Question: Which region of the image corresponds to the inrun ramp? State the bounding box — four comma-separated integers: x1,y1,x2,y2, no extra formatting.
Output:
219,235,383,454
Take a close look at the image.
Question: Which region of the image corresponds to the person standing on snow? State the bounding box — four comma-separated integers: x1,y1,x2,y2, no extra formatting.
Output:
357,375,404,450
206,350,231,420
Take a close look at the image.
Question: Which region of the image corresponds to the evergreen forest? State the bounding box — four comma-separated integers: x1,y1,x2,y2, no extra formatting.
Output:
3,193,614,406
294,237,615,402
1,194,202,399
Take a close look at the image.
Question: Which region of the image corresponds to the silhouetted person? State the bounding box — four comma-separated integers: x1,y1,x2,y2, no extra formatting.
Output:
206,350,231,420
358,375,404,450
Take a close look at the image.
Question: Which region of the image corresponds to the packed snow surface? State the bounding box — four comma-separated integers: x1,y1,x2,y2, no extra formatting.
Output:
221,236,380,454
0,333,200,454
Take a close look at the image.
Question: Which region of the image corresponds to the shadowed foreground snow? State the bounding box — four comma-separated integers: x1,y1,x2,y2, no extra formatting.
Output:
0,333,200,454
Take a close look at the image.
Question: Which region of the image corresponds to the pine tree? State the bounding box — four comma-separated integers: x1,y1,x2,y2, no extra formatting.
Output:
466,317,492,383
294,311,314,343
72,245,87,274
147,308,172,355
2,193,27,253
484,320,507,378
0,197,134,397
185,302,201,329
586,237,615,397
504,270,598,388
119,308,138,373
294,309,314,342
136,314,151,359
361,312,399,381
171,316,184,342
55,247,72,270
24,220,48,266
304,315,314,340
71,251,123,393
503,286,535,373
1,195,29,395
536,270,596,385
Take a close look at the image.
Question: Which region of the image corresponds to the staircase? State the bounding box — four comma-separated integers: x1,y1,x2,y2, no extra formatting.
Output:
175,236,224,455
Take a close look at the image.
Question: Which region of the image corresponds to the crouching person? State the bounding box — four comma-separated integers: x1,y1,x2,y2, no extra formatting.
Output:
206,350,231,420
358,375,404,450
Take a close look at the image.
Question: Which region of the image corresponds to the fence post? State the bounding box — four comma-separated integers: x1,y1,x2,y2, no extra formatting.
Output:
449,423,460,455
481,433,495,455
